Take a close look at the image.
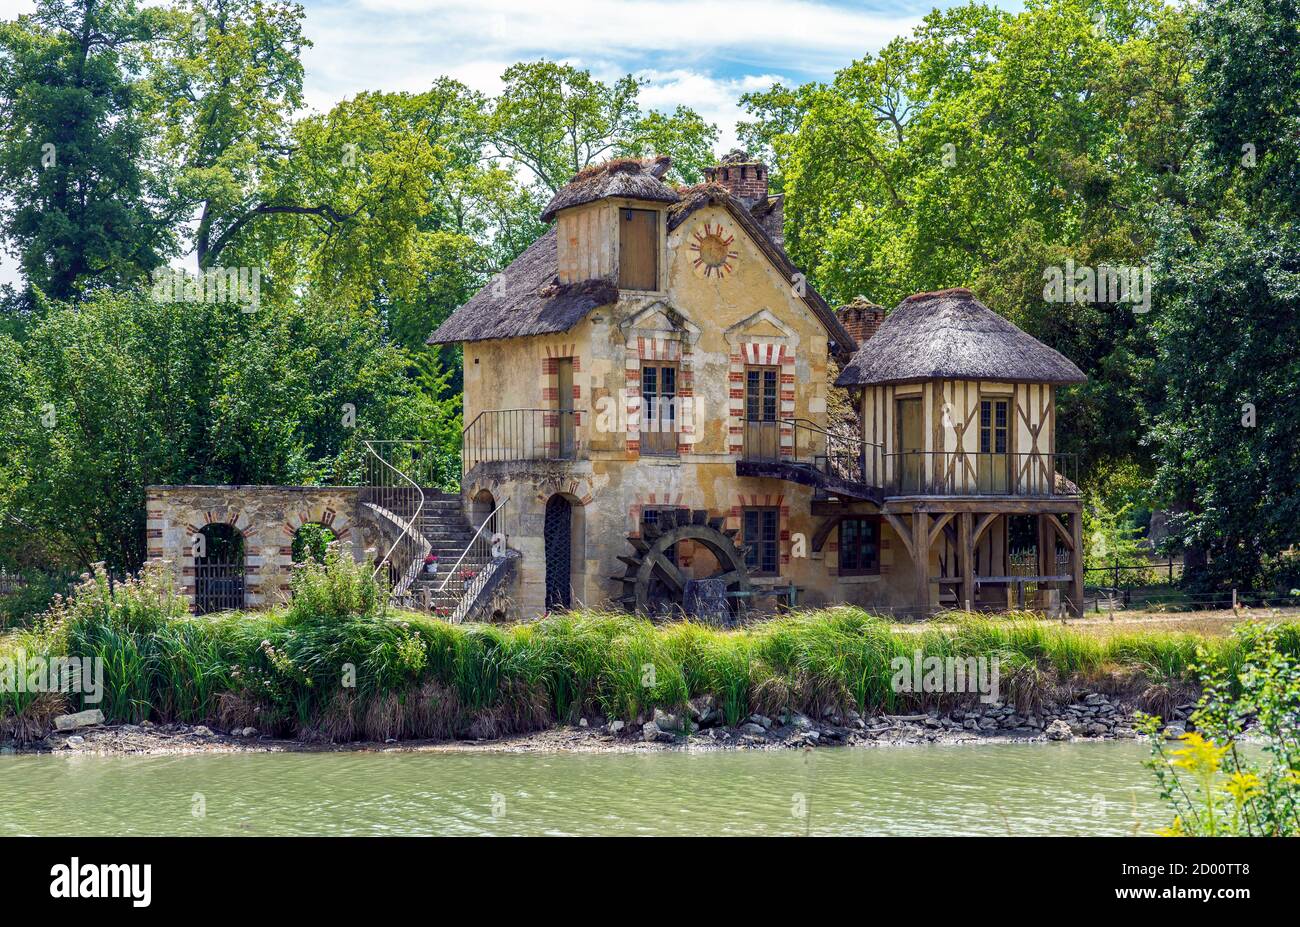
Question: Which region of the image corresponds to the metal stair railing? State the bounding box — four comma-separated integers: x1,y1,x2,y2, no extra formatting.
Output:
439,496,510,596
362,439,427,601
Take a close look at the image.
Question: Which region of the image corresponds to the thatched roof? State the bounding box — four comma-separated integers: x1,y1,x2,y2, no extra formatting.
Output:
668,183,855,358
431,172,857,353
539,156,677,222
835,288,1087,387
427,227,618,344
750,193,785,246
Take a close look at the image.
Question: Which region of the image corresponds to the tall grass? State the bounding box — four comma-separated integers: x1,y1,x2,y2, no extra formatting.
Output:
3,559,1297,744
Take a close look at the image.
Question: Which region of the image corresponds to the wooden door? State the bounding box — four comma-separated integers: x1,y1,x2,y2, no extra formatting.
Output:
619,208,658,290
977,397,1009,493
556,358,574,458
896,397,924,493
744,366,780,459
641,363,678,456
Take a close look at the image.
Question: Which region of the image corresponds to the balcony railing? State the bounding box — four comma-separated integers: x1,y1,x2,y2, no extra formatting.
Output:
463,409,578,473
741,418,883,487
880,450,1078,497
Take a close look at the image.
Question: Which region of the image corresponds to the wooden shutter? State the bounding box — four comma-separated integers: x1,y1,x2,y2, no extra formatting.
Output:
619,208,658,290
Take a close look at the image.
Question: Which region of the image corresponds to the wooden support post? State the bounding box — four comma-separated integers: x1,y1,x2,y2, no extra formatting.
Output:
959,511,975,614
1069,509,1083,618
1037,514,1054,610
913,510,930,618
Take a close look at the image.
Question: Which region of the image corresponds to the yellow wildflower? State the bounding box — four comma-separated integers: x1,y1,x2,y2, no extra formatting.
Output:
1169,731,1228,778
1223,771,1263,803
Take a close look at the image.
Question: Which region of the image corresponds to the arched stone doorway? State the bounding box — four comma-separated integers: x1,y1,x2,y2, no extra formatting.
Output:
471,490,498,536
195,523,246,614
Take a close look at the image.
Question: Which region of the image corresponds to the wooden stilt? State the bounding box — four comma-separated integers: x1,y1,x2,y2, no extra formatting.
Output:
959,511,975,614
913,510,930,618
1069,509,1083,617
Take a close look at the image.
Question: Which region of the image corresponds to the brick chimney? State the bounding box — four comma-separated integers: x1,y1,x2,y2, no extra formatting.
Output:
836,296,885,345
704,150,769,208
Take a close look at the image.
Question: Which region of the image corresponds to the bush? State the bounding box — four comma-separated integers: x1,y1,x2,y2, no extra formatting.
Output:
1138,623,1300,836
0,572,73,630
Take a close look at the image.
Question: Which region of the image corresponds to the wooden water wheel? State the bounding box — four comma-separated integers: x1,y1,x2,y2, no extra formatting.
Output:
612,508,753,617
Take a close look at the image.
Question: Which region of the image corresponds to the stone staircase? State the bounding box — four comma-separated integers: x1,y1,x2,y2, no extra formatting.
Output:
360,490,502,618
404,494,484,615
359,440,514,621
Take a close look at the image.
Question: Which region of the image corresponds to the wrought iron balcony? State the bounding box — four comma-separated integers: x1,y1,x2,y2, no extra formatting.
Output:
462,409,578,473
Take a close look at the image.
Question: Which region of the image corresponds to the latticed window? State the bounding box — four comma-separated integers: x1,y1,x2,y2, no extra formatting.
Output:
838,517,880,576
743,507,780,576
641,507,678,563
641,364,678,456
980,399,1008,454
745,366,778,422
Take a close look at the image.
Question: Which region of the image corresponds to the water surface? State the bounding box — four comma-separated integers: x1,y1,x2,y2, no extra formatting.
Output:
0,741,1166,836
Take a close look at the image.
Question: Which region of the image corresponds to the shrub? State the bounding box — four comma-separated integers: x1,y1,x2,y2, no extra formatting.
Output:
1139,623,1300,836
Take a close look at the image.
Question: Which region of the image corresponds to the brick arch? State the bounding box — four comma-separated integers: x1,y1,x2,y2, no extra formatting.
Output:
275,506,355,593
180,515,253,611
533,477,595,507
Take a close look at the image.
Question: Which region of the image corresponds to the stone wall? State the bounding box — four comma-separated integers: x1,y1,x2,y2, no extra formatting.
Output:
145,486,383,610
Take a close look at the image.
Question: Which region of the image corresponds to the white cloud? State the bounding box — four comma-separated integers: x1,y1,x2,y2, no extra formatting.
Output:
298,0,920,146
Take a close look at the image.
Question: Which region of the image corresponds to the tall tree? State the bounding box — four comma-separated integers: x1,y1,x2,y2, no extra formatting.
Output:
488,61,718,190
739,0,1193,478
0,0,172,301
147,0,312,270
1149,0,1300,590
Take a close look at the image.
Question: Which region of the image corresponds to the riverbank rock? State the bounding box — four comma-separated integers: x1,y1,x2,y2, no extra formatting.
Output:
1045,719,1073,741
53,709,104,732
739,722,767,737
608,720,625,734
641,720,675,743
748,714,773,730
690,696,722,728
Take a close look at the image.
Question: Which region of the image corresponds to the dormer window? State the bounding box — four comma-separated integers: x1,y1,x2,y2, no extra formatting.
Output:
619,208,658,290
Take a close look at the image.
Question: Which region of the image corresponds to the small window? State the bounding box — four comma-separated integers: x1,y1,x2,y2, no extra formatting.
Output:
642,507,678,564
838,517,880,576
641,363,678,456
743,507,780,576
619,208,658,290
980,399,1009,454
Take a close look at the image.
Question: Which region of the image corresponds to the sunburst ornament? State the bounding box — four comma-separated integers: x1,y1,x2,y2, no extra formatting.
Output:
689,223,738,278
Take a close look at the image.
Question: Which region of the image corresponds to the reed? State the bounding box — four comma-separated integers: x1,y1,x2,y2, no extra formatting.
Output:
3,559,1296,744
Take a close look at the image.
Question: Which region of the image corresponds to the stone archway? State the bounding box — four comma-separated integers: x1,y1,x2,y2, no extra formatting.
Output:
194,522,246,614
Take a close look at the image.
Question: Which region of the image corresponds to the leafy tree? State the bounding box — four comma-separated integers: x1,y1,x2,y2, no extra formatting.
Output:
616,106,719,184
489,61,718,190
0,290,442,573
1148,0,1299,590
0,0,173,301
740,0,1191,480
146,0,312,271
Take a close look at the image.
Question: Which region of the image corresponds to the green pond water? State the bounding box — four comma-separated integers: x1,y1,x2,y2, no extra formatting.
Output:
0,741,1169,836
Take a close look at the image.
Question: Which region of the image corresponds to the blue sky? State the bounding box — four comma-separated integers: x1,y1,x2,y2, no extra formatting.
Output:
0,0,1025,284
293,0,1026,147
